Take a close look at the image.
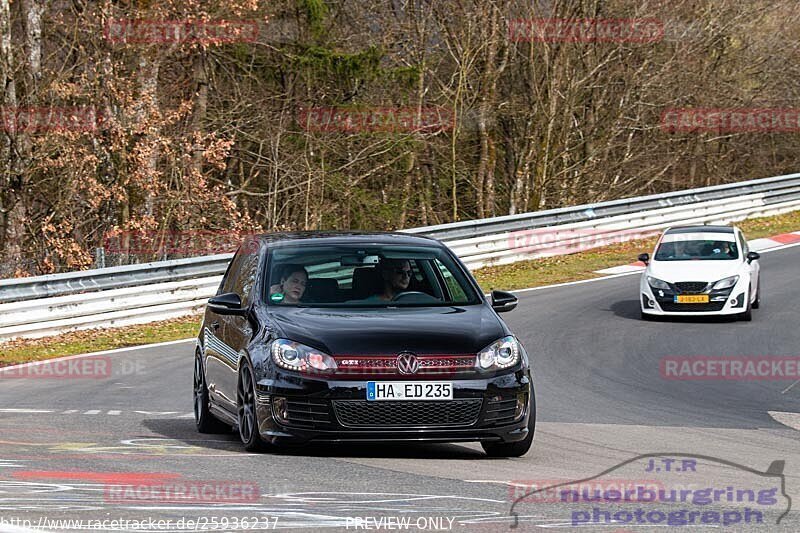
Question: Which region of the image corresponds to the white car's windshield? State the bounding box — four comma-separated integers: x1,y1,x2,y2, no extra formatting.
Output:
654,239,739,261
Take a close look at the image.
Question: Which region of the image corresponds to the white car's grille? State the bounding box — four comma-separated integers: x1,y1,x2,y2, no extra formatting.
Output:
673,281,709,293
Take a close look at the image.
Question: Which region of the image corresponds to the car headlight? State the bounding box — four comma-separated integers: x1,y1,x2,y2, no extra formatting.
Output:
712,275,739,290
647,276,671,290
477,336,521,371
271,339,338,373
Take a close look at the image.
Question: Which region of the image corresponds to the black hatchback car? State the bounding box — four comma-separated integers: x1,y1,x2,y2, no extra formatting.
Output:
194,232,535,457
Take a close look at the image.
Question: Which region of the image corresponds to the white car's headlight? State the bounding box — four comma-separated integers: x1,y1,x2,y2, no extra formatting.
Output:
271,339,337,373
477,336,521,371
647,276,671,290
712,275,739,290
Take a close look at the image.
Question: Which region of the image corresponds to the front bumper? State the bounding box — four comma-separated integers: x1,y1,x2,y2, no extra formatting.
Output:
640,278,748,316
253,368,532,445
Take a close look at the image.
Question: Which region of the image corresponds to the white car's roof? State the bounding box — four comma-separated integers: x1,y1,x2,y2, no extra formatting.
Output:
665,225,736,235
661,232,736,243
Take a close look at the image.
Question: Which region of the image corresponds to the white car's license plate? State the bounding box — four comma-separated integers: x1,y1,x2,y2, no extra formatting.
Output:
367,381,453,401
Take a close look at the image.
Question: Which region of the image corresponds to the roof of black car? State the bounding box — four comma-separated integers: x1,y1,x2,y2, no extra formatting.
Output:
254,231,440,246
665,225,735,234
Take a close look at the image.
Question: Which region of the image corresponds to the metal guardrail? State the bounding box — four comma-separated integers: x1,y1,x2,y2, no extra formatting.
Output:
0,254,232,304
2,172,800,340
3,172,799,304
406,172,800,241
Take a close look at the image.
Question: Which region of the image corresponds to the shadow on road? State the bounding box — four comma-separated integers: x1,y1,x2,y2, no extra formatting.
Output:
142,418,241,451
142,418,489,459
275,441,487,459
610,299,738,324
609,299,642,320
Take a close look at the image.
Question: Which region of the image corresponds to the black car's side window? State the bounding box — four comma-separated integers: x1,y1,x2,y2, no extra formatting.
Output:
222,251,247,294
217,255,237,295
220,247,259,306
233,252,259,306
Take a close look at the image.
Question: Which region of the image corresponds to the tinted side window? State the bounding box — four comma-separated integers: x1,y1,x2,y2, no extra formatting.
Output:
233,252,259,305
739,231,749,255
222,251,246,294
217,256,237,295
433,258,469,303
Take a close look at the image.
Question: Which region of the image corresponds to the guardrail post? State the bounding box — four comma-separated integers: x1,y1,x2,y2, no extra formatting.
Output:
94,247,106,269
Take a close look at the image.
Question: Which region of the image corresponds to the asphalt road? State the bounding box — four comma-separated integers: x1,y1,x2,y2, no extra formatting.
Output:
1,244,799,532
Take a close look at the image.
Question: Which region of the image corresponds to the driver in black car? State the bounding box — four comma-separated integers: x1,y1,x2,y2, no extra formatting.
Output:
368,258,412,301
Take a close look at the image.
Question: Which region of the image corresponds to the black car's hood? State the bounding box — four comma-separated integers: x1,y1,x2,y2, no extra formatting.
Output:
267,304,508,355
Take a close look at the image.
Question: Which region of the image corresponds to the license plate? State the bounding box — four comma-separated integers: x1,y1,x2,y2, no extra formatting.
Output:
367,382,453,401
674,294,709,304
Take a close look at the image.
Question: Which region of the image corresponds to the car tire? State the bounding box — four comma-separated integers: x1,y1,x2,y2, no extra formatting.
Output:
481,396,536,458
237,364,269,452
194,354,231,434
752,279,761,309
641,310,656,321
740,297,753,322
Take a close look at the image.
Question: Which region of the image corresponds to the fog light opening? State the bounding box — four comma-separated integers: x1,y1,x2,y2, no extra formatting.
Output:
272,397,289,424
514,393,527,421
730,293,746,308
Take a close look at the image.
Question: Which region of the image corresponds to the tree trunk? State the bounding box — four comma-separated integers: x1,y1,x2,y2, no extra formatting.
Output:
0,0,15,263
476,2,506,218
191,50,207,175
137,53,160,218
20,0,43,89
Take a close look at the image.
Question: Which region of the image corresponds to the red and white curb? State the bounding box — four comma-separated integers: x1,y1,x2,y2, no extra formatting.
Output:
594,231,800,275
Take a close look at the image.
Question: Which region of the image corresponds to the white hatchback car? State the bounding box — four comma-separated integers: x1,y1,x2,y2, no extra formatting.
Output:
639,225,761,321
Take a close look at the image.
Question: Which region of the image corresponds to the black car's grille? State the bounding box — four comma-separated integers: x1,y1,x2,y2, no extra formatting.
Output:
484,398,520,426
283,398,332,427
332,355,477,377
333,399,482,428
673,281,709,293
658,301,726,312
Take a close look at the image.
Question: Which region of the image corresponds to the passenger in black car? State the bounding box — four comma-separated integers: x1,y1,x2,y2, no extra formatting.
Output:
269,264,308,304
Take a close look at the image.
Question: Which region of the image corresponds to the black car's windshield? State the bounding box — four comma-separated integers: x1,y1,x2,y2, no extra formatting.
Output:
654,239,739,261
265,244,481,307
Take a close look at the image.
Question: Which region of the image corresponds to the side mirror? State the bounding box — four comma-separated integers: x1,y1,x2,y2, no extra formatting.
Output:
491,290,518,313
746,251,760,263
208,292,246,316
637,253,650,265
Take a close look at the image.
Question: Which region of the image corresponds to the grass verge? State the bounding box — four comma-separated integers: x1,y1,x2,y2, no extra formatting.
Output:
2,209,799,363
0,315,201,367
